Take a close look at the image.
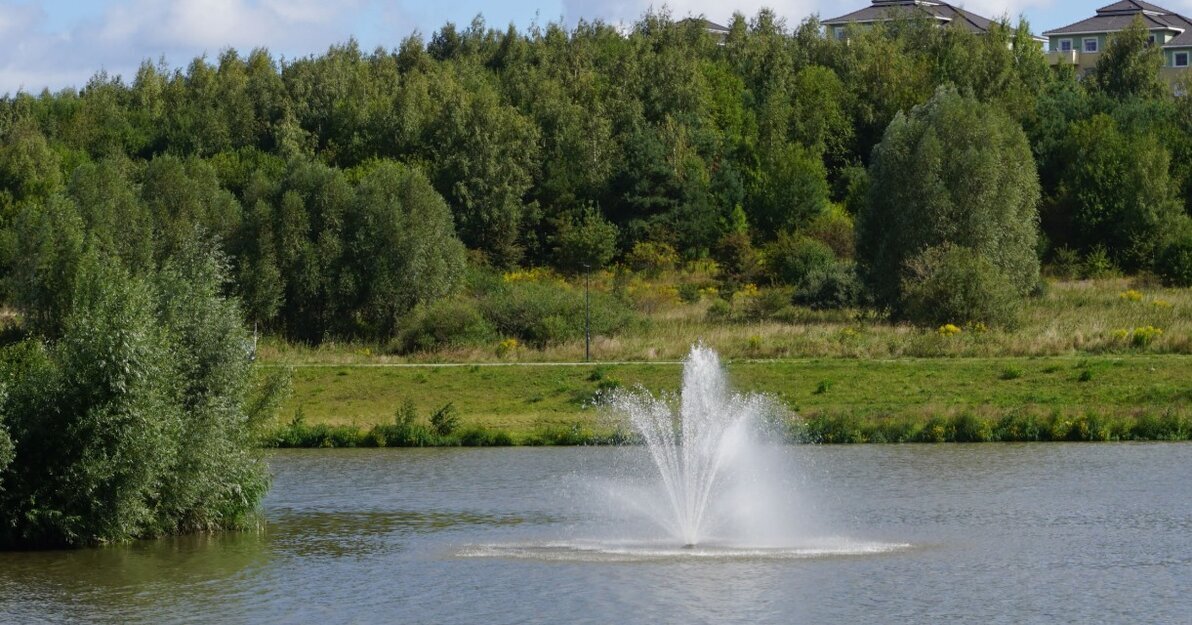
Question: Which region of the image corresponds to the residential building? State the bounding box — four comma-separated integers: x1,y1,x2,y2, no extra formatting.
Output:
822,0,1021,40
1043,1,1192,81
677,18,731,43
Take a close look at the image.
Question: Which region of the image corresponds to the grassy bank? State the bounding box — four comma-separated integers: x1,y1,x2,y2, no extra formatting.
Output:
262,354,1192,446
258,278,1192,363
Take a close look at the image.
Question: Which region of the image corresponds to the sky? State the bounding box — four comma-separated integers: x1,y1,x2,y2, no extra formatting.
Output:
4,1,1192,96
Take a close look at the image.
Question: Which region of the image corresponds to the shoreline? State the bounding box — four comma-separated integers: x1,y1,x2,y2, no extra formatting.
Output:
261,354,1192,447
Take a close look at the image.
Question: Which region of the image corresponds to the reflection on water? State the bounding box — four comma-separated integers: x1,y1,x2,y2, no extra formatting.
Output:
1,445,1189,625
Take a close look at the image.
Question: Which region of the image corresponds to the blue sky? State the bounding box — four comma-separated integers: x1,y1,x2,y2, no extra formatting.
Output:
3,1,1189,95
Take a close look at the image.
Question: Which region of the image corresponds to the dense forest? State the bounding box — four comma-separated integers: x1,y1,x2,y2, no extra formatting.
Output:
1,11,1191,344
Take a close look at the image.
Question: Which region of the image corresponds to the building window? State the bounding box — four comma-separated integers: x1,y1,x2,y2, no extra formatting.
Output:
1147,34,1157,46
1176,52,1190,67
833,26,845,40
1058,39,1073,52
1084,38,1099,53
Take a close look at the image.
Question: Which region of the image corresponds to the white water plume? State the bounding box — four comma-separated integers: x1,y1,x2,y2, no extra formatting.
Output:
605,344,788,547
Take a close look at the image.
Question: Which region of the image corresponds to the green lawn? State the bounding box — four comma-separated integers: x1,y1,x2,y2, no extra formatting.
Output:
271,354,1192,438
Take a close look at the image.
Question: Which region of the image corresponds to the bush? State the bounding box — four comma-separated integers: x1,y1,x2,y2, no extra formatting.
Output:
712,233,764,292
394,298,495,353
1082,245,1119,279
705,298,732,321
1050,246,1082,280
951,413,994,442
429,402,460,436
743,287,796,321
794,262,862,310
552,206,619,273
805,205,855,260
626,241,678,276
901,244,1020,328
858,86,1040,309
480,279,632,347
0,246,282,548
1156,225,1192,287
766,233,836,287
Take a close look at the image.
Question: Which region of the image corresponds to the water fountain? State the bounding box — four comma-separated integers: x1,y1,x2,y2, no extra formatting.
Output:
463,345,910,561
605,344,783,548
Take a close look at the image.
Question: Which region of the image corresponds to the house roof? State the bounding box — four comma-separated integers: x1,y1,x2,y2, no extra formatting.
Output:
677,18,730,34
1043,1,1192,36
1164,29,1192,47
821,1,993,35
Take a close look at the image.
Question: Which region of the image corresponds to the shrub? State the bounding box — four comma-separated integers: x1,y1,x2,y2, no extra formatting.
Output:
552,205,619,273
1050,246,1082,280
0,246,282,548
429,402,460,436
480,279,631,347
1131,325,1163,347
457,426,514,447
1156,226,1192,287
743,287,796,321
705,298,732,321
951,413,994,442
794,262,862,310
804,205,855,259
626,241,678,276
394,298,495,353
766,233,836,287
900,244,1020,328
858,86,1040,310
1082,245,1119,279
0,413,11,492
713,232,764,290
676,282,702,303
995,412,1043,441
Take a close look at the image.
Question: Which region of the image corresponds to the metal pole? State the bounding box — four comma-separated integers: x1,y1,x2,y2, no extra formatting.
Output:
584,264,591,362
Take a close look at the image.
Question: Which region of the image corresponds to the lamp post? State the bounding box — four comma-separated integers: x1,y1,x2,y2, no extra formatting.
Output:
584,263,591,362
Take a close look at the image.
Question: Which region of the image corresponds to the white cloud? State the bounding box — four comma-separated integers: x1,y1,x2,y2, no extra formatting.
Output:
560,1,825,27
0,0,379,95
559,1,1067,27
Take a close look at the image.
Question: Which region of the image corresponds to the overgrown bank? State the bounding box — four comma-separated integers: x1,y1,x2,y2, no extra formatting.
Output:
262,354,1192,446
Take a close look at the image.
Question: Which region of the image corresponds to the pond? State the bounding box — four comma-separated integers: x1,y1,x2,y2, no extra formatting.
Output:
1,444,1189,624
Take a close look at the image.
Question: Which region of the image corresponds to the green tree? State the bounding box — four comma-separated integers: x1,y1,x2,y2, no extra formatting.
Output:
858,87,1040,312
750,141,830,236
0,245,279,547
1053,115,1181,269
3,195,86,336
1089,16,1167,100
552,205,619,272
0,120,62,219
345,161,467,337
425,67,539,266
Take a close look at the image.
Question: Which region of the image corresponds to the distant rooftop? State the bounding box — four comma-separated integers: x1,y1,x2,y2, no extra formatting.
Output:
1042,1,1192,40
676,18,731,35
821,0,994,35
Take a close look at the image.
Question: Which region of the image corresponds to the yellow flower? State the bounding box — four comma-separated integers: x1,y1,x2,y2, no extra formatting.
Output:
1118,289,1143,302
938,324,962,336
496,338,520,358
1152,299,1172,309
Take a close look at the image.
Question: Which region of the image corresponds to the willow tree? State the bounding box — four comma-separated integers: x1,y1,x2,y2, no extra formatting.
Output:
858,86,1041,318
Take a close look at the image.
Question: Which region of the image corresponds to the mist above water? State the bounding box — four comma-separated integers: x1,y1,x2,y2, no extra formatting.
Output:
600,345,804,549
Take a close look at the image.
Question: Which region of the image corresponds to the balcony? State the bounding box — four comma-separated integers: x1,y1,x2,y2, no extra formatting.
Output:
1046,49,1100,71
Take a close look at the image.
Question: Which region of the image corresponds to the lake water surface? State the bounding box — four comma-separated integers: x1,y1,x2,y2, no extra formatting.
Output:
1,444,1189,624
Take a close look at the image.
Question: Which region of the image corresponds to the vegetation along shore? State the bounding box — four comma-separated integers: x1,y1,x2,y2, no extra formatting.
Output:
3,9,1192,546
